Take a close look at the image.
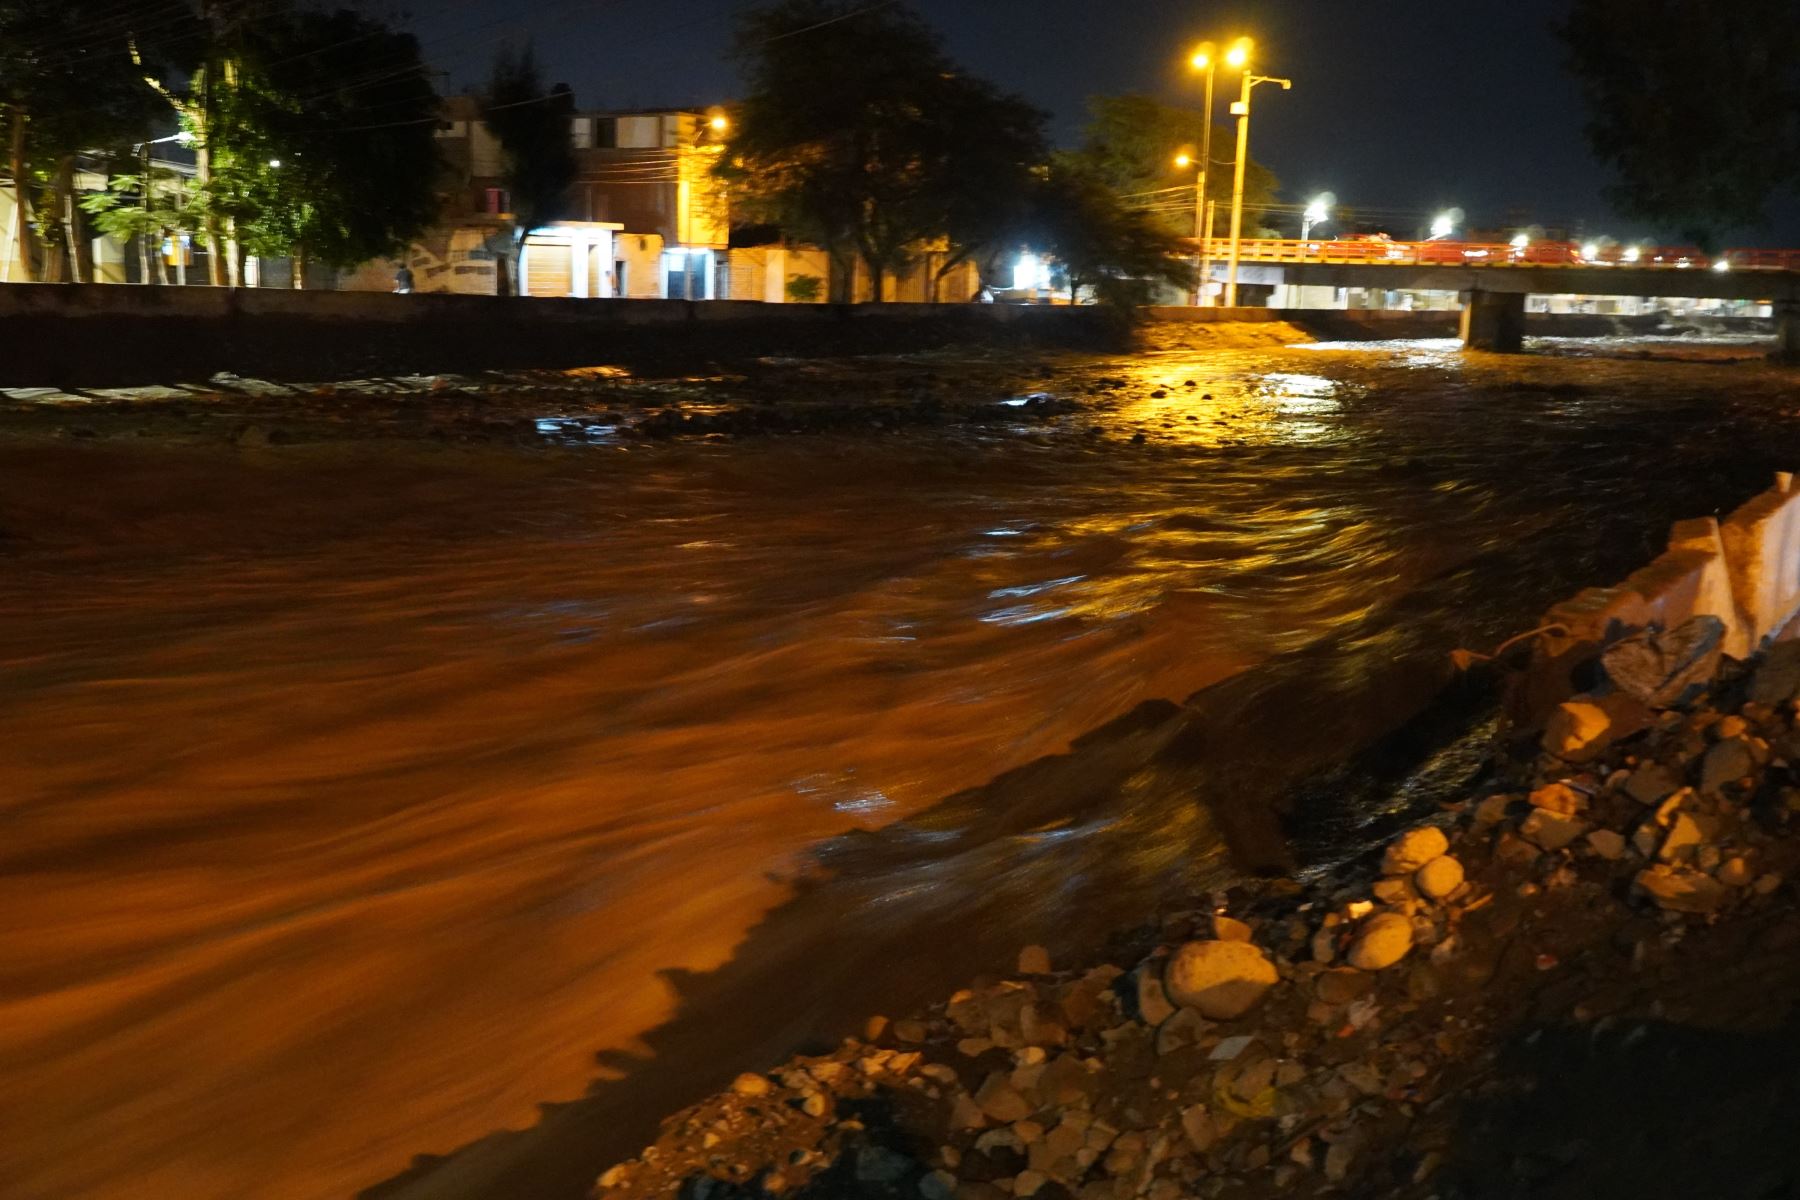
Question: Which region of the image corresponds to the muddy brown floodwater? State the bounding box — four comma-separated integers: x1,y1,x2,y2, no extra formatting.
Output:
2,335,1797,1200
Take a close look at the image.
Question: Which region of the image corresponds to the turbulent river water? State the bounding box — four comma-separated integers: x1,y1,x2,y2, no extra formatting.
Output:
3,335,1797,1200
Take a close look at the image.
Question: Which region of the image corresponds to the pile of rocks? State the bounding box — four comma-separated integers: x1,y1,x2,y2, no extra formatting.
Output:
593,642,1800,1200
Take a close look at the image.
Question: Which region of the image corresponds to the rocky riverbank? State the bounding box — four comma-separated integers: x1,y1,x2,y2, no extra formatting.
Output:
591,555,1800,1197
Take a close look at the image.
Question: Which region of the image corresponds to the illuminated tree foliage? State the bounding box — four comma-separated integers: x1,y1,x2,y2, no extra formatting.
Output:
1026,155,1194,305
0,0,161,280
1560,0,1800,244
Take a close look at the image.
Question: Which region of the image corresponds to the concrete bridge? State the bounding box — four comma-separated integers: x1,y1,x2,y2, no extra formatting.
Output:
1201,239,1800,357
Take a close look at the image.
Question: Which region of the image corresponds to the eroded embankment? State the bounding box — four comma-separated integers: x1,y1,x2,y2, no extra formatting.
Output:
592,474,1800,1200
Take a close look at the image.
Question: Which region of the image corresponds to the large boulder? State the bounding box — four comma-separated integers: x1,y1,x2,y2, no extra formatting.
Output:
1346,912,1413,971
1381,826,1449,875
1415,855,1465,900
1163,939,1278,1019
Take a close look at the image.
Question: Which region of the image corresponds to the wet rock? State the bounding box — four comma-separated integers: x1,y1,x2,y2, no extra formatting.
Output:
1624,763,1680,805
1473,792,1517,825
1155,1006,1209,1056
1179,1105,1218,1152
856,1146,913,1184
1600,616,1725,707
730,1073,771,1097
1163,939,1279,1019
1718,856,1755,887
1528,781,1586,816
1415,855,1465,900
1018,945,1052,975
1636,864,1727,913
1382,826,1449,875
1586,829,1627,860
1212,915,1253,942
1133,964,1176,1026
1347,912,1414,970
1543,699,1613,759
1315,968,1375,1005
1701,738,1756,795
974,1072,1034,1123
1521,808,1588,851
1658,813,1705,861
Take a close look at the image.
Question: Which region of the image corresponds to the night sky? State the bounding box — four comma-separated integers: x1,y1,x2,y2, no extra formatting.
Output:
378,0,1800,244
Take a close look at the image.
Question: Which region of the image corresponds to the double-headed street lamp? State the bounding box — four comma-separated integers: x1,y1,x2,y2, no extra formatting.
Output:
1184,38,1250,306
1223,43,1290,306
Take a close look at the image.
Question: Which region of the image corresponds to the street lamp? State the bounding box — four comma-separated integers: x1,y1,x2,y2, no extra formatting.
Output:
1186,40,1219,306
1224,40,1290,306
1429,212,1456,240
1301,193,1332,241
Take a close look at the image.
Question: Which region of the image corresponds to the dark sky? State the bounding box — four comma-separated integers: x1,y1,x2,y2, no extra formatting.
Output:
380,0,1800,244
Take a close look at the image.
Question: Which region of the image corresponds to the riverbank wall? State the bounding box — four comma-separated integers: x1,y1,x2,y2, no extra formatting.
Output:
0,284,1130,388
0,284,1769,389
589,473,1800,1200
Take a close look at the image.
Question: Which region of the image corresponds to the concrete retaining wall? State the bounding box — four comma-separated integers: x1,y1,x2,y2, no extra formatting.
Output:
0,284,1128,387
1517,473,1800,729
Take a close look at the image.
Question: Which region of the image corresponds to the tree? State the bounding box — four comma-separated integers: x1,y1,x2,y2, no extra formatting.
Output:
722,0,1047,302
1026,155,1194,306
481,44,576,297
136,2,442,286
1560,0,1800,245
0,0,161,281
1073,94,1279,240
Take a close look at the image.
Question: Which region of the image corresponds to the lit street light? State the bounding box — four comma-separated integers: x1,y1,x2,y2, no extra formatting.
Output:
1301,193,1333,241
1184,40,1225,306
1223,40,1290,306
1429,212,1456,240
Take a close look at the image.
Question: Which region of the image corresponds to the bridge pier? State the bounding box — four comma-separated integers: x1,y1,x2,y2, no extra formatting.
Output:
1459,289,1526,352
1777,302,1800,364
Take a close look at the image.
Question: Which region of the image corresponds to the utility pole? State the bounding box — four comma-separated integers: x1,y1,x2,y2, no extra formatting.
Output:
1225,64,1290,307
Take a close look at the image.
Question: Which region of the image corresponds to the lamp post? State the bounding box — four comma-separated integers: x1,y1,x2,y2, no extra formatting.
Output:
1187,42,1218,305
1301,194,1331,241
1224,42,1290,307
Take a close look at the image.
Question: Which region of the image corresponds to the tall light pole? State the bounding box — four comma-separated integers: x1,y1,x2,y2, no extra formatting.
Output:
1301,194,1332,241
1224,42,1290,307
1187,42,1217,305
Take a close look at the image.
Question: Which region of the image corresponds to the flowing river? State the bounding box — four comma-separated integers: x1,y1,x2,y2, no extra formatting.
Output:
2,335,1795,1200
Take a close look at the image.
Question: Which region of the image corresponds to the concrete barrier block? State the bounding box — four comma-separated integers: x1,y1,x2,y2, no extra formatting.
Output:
1720,476,1800,647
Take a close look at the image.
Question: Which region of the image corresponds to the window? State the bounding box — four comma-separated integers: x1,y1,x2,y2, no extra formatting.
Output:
593,117,617,149
484,187,509,215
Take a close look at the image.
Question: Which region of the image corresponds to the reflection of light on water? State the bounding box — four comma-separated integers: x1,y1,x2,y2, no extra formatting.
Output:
989,574,1085,599
980,603,1075,626
536,417,620,443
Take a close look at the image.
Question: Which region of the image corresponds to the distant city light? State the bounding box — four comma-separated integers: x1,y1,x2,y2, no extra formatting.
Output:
1429,213,1455,239
1580,242,1599,260
267,158,282,168
1623,246,1641,262
1510,232,1530,249
1712,258,1730,273
1013,252,1051,291
709,115,728,132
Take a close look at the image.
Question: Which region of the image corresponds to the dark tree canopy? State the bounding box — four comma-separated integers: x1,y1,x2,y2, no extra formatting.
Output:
205,6,443,270
1561,0,1800,244
722,0,1048,300
1073,94,1278,239
1027,155,1194,306
482,43,577,291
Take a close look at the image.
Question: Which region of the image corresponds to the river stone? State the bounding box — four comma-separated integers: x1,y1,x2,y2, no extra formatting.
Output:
1636,864,1727,913
1163,939,1279,1019
1382,826,1449,875
1018,945,1052,975
1528,781,1586,816
1543,699,1612,759
1701,738,1756,795
731,1072,771,1097
1658,812,1705,861
1521,807,1588,851
1415,855,1465,900
1624,762,1680,805
1718,856,1755,887
1346,912,1414,971
1586,829,1627,860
